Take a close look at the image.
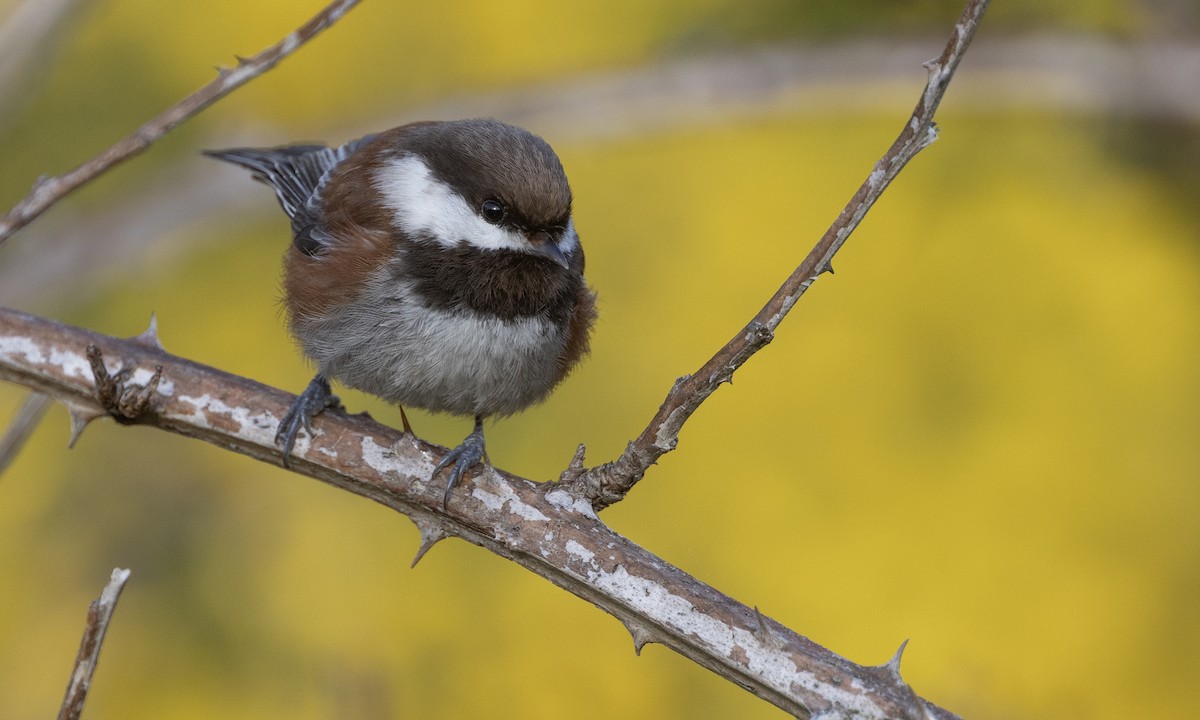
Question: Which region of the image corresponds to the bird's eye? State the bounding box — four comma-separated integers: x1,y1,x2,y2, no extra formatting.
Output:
481,199,506,224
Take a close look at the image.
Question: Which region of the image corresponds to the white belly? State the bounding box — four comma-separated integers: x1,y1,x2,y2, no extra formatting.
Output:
293,286,567,417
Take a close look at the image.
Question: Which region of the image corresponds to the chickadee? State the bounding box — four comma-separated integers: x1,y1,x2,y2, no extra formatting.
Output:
205,119,597,506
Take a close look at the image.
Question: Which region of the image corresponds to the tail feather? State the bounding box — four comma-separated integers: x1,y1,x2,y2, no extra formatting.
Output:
203,144,341,223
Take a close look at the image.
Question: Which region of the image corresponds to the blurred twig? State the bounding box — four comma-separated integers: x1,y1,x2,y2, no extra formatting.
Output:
0,308,961,719
418,36,1200,138
0,0,364,246
8,33,1199,307
58,568,132,720
0,0,85,127
563,0,992,509
0,162,255,306
0,391,51,477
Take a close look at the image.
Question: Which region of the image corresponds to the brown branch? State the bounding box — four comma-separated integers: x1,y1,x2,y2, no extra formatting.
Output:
0,307,962,719
563,0,992,510
0,0,364,246
58,568,132,720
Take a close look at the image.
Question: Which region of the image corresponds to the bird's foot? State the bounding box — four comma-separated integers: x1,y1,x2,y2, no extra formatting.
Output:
275,375,340,467
432,416,486,508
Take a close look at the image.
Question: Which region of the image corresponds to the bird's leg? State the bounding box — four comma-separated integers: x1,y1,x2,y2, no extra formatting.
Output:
275,374,340,468
432,414,487,508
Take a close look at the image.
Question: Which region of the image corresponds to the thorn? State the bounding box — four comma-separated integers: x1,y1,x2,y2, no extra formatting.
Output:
752,606,785,650
753,606,768,636
410,516,449,568
410,535,442,568
883,639,909,684
398,404,413,435
557,443,589,485
621,619,655,655
129,313,164,351
823,261,835,275
567,443,586,472
64,401,104,449
234,54,252,66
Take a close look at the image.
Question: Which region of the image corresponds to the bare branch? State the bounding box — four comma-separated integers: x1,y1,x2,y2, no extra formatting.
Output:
58,568,132,720
0,307,961,719
564,0,991,510
0,0,85,123
0,390,51,477
0,0,363,246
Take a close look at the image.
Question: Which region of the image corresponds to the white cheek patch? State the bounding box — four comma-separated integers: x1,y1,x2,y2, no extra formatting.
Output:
373,154,528,252
558,217,580,255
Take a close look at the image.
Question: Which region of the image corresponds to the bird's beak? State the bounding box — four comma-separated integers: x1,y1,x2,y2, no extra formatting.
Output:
530,234,570,269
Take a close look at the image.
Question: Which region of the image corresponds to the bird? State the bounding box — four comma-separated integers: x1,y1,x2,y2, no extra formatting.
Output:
204,118,597,507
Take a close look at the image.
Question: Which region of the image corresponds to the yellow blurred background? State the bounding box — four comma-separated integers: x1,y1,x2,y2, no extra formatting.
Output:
2,0,1198,718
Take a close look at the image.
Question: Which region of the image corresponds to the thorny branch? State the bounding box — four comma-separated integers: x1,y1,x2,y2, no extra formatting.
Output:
57,568,131,720
0,0,993,717
0,308,960,720
0,0,364,245
562,0,992,510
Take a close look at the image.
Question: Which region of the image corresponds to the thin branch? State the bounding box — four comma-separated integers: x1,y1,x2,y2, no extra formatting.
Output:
0,0,85,124
564,0,992,510
58,568,132,720
0,0,364,246
0,391,52,477
0,308,961,719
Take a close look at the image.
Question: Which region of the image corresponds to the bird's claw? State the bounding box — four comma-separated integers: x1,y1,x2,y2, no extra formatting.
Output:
432,417,486,508
276,375,340,467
